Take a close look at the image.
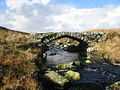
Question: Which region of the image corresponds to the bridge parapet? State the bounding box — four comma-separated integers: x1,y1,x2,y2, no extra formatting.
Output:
32,32,106,45
17,32,106,51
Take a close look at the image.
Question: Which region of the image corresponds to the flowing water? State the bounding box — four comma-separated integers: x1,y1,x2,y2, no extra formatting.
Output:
42,48,120,90
46,48,79,65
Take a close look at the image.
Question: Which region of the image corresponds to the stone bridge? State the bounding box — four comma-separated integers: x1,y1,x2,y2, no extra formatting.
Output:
31,32,106,53
33,32,106,44
18,32,106,50
18,32,106,59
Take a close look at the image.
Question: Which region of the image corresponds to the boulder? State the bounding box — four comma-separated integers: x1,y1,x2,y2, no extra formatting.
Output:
45,71,69,86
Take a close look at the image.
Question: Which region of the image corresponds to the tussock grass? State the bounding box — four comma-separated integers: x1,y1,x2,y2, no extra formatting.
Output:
92,30,120,64
0,28,40,90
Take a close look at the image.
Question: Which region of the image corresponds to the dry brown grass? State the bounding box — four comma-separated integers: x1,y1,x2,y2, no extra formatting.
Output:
92,31,120,64
87,28,120,33
0,27,40,90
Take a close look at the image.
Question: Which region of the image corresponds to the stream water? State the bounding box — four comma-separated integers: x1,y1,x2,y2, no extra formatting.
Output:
42,48,120,90
46,48,79,65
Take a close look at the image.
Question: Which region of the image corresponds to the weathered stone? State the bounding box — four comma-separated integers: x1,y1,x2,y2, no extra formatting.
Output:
106,82,120,90
45,71,69,86
85,60,92,64
65,70,80,80
56,63,73,70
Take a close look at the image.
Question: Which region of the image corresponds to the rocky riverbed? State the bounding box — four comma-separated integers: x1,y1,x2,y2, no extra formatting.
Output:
40,45,120,90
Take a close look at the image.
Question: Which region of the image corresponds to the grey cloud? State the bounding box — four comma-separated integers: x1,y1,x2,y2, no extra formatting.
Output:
0,0,120,32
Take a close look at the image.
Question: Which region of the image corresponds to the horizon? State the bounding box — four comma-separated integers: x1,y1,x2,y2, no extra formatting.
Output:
0,0,120,32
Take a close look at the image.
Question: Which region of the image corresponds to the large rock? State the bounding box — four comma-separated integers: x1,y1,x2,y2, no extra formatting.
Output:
45,71,69,86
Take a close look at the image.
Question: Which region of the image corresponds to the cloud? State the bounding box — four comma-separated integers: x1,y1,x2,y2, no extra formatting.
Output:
6,0,50,9
0,0,120,32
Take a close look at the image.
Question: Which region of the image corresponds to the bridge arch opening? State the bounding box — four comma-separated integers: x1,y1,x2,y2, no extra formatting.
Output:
41,35,88,52
40,34,89,65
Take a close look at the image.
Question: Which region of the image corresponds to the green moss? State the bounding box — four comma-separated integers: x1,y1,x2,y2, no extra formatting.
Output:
45,71,69,86
56,63,73,70
65,70,80,80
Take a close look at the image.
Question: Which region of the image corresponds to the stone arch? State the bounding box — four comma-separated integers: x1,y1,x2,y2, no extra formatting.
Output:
41,34,87,45
41,34,88,62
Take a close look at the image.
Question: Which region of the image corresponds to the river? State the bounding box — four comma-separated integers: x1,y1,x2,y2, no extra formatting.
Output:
46,48,79,65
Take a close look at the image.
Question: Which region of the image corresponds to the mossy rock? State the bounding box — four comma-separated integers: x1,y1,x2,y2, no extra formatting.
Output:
85,60,92,64
56,63,73,70
65,70,80,80
106,81,120,90
45,71,69,86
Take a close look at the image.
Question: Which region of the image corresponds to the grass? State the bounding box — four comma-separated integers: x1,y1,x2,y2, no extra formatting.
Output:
91,30,120,64
0,27,40,90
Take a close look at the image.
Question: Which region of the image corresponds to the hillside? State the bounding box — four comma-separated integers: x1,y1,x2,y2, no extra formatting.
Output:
88,29,120,65
0,27,40,90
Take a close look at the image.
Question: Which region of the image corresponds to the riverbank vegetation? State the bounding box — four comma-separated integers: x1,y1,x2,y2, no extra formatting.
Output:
0,27,40,90
92,31,120,65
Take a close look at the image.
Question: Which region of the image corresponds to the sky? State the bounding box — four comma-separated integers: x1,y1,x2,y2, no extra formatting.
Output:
0,0,120,32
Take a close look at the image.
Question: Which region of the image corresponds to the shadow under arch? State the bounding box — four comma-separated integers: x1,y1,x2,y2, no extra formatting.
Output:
40,34,89,58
